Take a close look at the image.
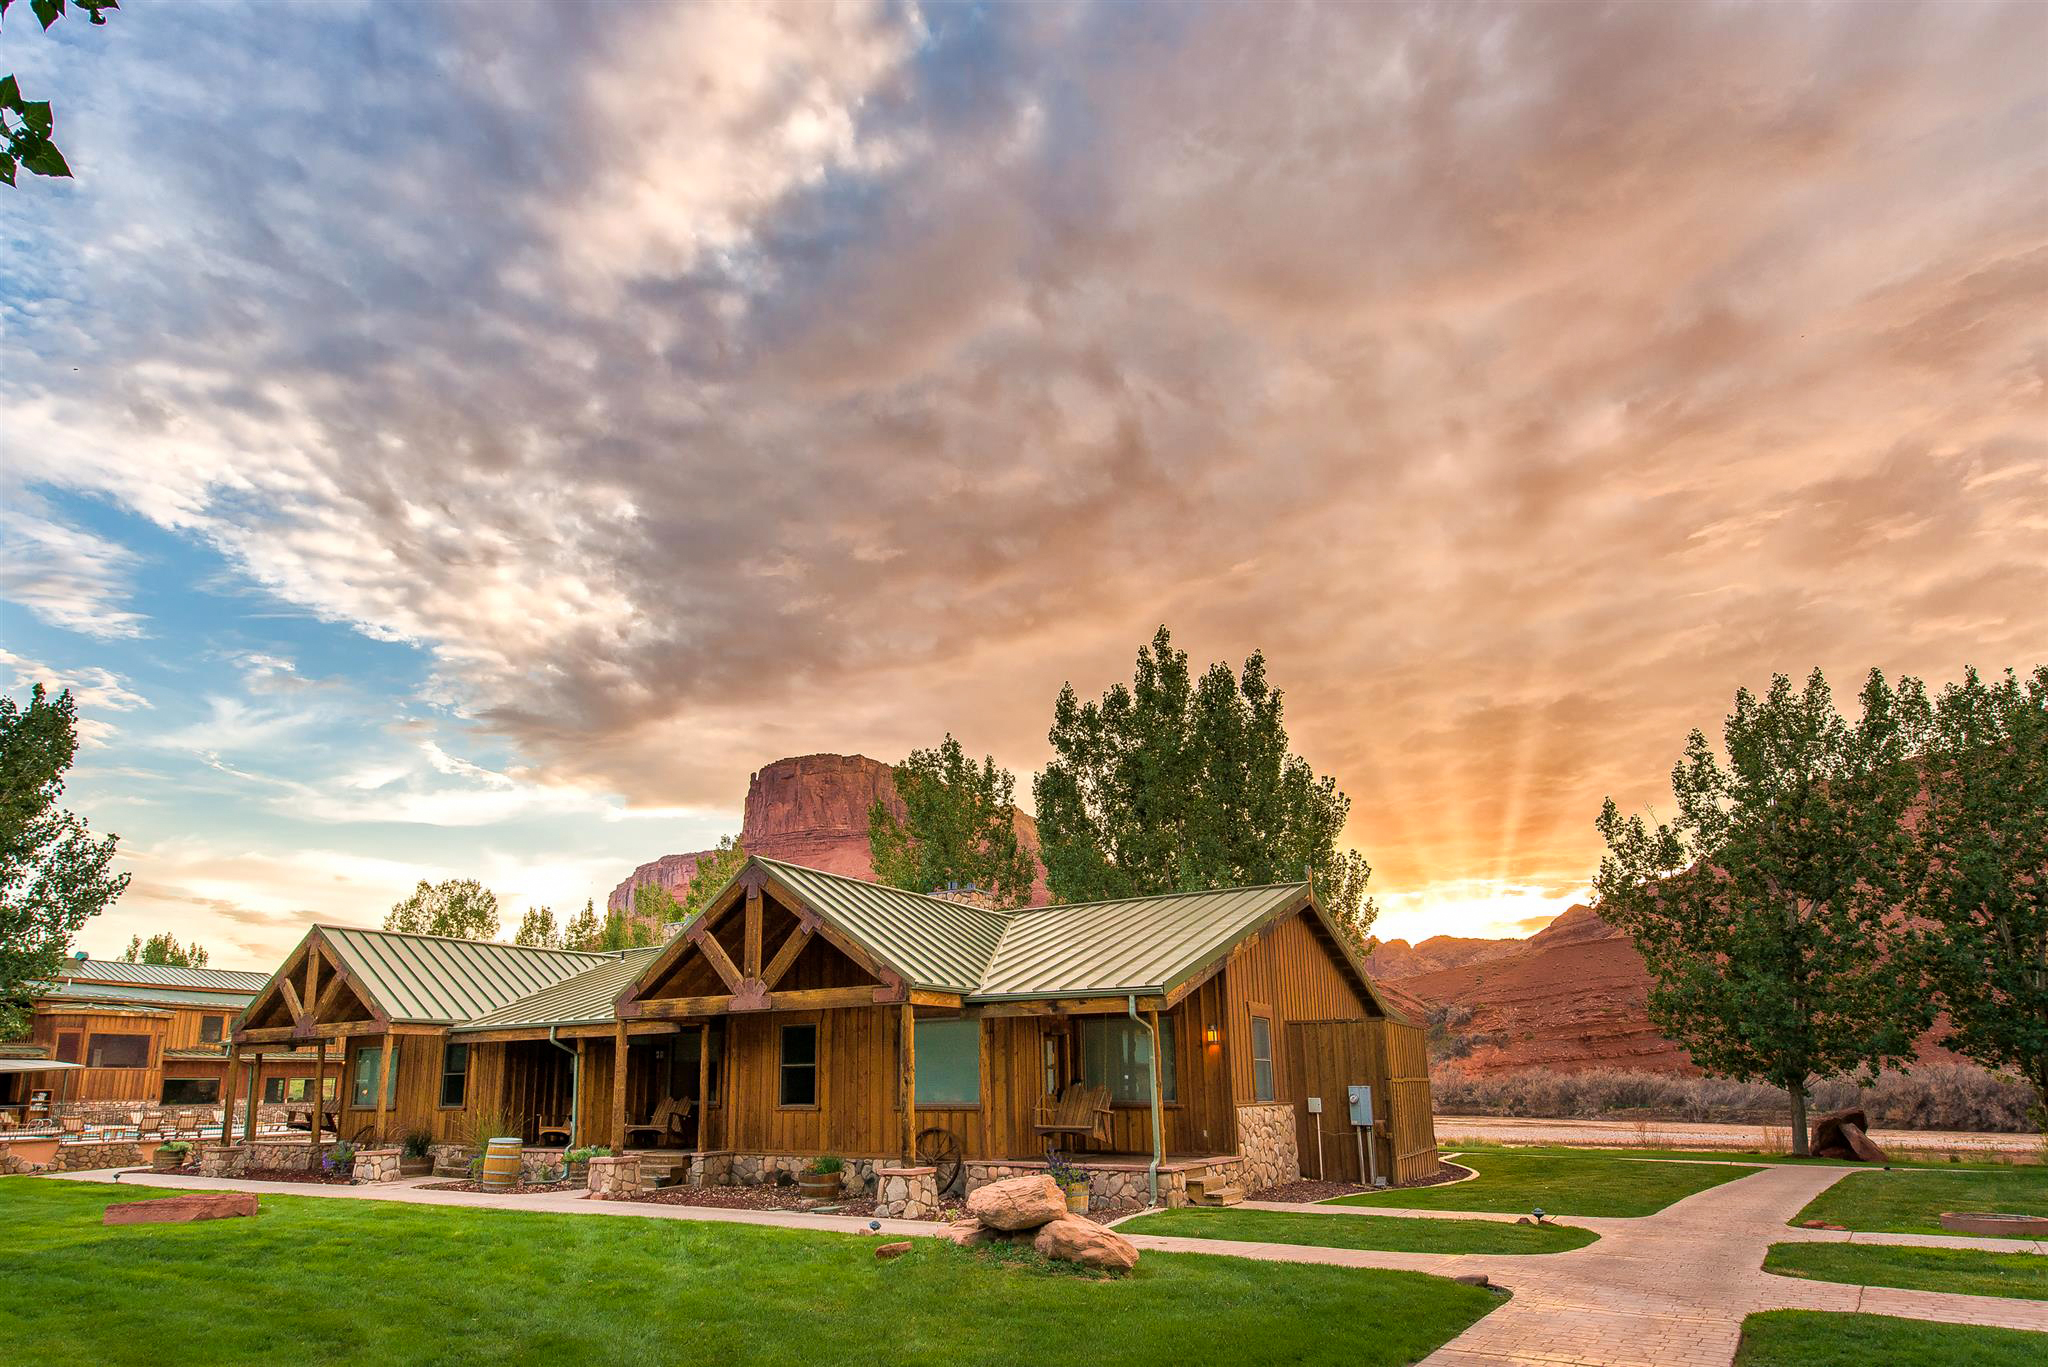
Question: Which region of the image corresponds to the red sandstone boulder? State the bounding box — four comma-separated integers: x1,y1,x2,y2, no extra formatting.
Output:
104,1192,258,1226
939,1217,1005,1247
873,1240,913,1260
966,1174,1066,1231
1032,1214,1139,1272
1811,1109,1889,1162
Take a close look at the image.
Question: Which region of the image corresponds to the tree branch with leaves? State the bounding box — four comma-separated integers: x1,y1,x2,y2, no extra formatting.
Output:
1,0,118,188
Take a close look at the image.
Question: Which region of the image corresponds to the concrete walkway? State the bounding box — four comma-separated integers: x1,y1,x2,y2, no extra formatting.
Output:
1123,1164,2046,1366
46,1162,2047,1365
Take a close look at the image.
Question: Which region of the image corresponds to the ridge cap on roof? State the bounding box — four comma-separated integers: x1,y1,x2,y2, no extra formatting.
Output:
316,923,614,957
1010,880,1309,915
753,855,1025,917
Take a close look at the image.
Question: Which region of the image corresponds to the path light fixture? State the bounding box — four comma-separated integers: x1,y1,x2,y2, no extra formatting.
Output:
1532,1207,1545,1224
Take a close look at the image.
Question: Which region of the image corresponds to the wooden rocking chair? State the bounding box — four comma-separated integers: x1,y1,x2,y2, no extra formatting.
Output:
1031,1084,1112,1157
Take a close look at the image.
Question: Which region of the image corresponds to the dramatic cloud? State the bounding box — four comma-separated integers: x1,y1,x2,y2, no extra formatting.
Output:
3,0,2044,947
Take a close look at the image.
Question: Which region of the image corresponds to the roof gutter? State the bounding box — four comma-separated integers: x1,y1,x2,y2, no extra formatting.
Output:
548,1026,580,1149
1130,993,1163,1209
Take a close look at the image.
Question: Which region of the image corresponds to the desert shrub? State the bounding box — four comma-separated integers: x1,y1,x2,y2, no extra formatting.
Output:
1430,1064,2039,1133
400,1129,434,1160
1424,1004,1505,1062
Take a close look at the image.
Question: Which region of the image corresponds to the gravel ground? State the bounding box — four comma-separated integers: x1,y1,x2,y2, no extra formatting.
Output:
231,1166,354,1185
417,1179,578,1195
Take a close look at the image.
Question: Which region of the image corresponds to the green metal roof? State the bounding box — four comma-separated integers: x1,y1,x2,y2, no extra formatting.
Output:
755,858,1009,994
49,960,270,993
742,859,1318,1001
977,882,1309,999
39,979,255,1011
317,927,614,1024
454,947,665,1032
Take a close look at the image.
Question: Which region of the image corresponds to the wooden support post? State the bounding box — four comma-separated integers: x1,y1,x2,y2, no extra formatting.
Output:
697,1023,711,1151
899,1002,916,1165
374,1033,393,1143
220,1045,240,1146
743,885,763,978
245,1058,260,1149
611,1022,629,1153
311,1038,327,1167
575,1037,587,1148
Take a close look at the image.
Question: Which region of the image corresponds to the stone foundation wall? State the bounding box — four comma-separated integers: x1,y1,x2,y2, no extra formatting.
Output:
1234,1103,1300,1191
245,1140,341,1171
353,1148,402,1183
587,1155,640,1196
198,1142,245,1177
962,1160,1192,1212
722,1153,879,1195
874,1166,937,1219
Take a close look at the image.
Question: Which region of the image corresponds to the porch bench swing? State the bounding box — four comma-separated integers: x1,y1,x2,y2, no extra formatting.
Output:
1032,1083,1112,1158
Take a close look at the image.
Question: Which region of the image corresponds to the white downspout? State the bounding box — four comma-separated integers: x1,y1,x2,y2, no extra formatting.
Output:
1129,994,1162,1208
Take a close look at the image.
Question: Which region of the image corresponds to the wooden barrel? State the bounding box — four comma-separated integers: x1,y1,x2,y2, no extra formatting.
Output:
481,1136,523,1190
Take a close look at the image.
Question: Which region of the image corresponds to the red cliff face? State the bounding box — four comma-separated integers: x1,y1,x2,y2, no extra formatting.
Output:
609,753,1048,912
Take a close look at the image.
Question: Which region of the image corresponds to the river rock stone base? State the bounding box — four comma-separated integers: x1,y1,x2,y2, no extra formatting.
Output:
352,1147,403,1183
875,1165,938,1219
587,1155,641,1195
1235,1102,1301,1190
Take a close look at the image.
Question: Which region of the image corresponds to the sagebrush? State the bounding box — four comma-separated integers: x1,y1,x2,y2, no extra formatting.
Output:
1431,1064,2040,1133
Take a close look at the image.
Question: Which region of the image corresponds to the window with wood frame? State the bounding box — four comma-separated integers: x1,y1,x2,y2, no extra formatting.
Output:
913,1017,980,1105
1249,1012,1275,1102
778,1023,817,1107
263,1077,287,1103
54,1031,81,1063
161,1077,220,1105
439,1042,469,1107
87,1033,151,1068
287,1077,335,1103
1079,1017,1177,1104
351,1045,398,1108
198,1014,225,1043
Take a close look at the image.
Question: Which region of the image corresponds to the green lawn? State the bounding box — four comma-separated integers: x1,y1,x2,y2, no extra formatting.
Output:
1764,1242,2048,1300
1118,1206,1596,1254
1734,1310,2047,1365
1789,1167,2048,1237
1325,1146,1761,1217
0,1179,1499,1365
1463,1143,2035,1172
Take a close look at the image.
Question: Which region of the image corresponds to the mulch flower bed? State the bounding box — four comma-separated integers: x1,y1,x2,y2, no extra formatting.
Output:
416,1179,577,1195
1248,1163,1466,1204
600,1183,889,1218
235,1167,356,1185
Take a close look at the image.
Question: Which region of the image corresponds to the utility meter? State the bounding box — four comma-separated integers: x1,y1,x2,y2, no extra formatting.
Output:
1347,1084,1374,1128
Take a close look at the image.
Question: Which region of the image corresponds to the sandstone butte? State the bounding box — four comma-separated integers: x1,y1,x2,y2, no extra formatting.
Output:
608,753,1050,915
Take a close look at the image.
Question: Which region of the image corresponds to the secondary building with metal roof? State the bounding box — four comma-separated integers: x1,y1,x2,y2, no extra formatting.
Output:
229,856,1436,1209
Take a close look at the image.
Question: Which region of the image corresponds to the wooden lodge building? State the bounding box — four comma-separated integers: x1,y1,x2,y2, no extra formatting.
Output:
0,958,342,1124
228,857,1436,1207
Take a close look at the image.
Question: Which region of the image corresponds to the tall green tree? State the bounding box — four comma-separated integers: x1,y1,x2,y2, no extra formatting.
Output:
511,906,563,949
1901,665,2048,1127
1032,626,1376,940
383,878,500,940
593,907,660,951
1,685,130,1039
1594,668,1929,1154
1,0,118,188
869,737,1036,907
681,837,748,920
121,932,209,967
561,899,602,952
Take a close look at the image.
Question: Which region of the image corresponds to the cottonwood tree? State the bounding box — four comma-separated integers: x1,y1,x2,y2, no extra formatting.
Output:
1902,665,2048,1129
1,685,130,1038
1033,626,1376,941
384,878,500,940
869,737,1036,907
121,932,209,967
676,836,748,921
512,907,562,949
1595,669,1929,1154
561,899,602,952
1,0,118,188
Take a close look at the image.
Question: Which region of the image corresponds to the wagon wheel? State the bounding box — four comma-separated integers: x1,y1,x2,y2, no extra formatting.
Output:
914,1126,965,1197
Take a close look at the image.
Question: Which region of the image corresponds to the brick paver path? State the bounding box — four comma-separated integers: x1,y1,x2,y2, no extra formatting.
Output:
1120,1163,2047,1366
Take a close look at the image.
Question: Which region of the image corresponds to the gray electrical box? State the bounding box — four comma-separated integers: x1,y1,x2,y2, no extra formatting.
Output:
1305,1096,1322,1114
1347,1084,1374,1127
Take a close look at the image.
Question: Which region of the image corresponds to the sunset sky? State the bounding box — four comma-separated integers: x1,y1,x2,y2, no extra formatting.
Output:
3,1,2043,970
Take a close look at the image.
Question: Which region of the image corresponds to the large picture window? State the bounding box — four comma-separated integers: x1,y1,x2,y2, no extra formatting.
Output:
161,1077,221,1105
286,1077,335,1103
778,1023,817,1107
351,1045,398,1108
440,1042,469,1107
1250,1013,1275,1103
87,1033,151,1068
1079,1017,1177,1104
913,1017,980,1105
